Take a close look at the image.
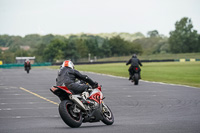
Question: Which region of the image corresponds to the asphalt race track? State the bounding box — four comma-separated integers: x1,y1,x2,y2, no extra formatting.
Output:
0,68,200,133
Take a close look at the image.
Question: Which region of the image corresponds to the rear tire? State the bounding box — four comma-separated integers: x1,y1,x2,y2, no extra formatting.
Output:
134,73,139,85
59,100,82,128
101,104,114,125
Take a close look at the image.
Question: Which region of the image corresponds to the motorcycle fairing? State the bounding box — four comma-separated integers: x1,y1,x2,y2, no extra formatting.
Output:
89,89,103,104
57,86,72,94
51,86,72,94
50,86,73,100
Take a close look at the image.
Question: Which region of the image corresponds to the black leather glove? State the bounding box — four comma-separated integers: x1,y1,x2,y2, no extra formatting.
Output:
92,82,98,89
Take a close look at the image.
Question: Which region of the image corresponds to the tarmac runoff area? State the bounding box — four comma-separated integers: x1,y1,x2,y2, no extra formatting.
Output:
0,68,200,133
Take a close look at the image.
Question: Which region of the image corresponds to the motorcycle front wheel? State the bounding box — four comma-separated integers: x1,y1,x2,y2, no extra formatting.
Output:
101,103,114,125
59,100,82,128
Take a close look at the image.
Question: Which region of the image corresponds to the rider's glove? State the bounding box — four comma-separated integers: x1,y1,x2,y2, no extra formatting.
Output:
92,82,98,89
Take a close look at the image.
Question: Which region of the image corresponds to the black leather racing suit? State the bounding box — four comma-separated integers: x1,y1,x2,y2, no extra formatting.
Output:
126,57,142,79
24,61,31,71
56,67,97,94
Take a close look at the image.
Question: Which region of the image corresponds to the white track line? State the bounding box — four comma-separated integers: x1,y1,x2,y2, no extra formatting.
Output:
82,71,200,89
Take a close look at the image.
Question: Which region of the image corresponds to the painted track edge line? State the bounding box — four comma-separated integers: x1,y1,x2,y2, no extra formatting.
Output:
19,87,59,105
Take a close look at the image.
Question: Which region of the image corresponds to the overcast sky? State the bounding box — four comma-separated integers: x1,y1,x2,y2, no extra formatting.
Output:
0,0,199,37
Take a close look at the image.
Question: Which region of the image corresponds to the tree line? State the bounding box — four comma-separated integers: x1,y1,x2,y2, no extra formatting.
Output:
0,34,143,63
0,17,200,63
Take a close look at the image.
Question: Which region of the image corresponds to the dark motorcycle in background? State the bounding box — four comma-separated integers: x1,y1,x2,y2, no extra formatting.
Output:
130,66,140,85
50,84,114,128
24,61,31,74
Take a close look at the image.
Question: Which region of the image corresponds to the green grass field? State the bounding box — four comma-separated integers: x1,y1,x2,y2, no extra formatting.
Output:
49,62,200,88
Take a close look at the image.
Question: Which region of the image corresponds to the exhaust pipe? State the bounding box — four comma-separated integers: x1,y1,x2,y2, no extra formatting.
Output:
70,95,86,111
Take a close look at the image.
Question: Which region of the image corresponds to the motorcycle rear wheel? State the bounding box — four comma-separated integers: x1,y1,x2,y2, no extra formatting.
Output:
101,104,114,125
27,69,29,73
59,100,82,128
133,73,139,85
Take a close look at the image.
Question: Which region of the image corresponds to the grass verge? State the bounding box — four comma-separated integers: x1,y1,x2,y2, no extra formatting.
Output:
49,62,200,88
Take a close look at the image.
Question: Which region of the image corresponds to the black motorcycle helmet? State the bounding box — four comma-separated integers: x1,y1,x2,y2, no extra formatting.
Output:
132,54,137,58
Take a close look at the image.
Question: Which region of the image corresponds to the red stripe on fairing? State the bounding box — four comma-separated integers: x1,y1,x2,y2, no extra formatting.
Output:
89,92,103,104
57,86,72,94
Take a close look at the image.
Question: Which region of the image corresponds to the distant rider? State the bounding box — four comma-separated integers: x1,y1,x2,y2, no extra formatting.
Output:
56,60,98,94
24,59,31,71
126,54,142,80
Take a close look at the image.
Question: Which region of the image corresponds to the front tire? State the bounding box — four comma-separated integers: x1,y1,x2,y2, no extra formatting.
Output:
101,104,114,125
59,100,82,128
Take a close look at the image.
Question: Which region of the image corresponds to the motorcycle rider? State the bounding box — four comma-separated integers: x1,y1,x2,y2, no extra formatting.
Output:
56,60,98,94
24,59,31,71
126,54,142,80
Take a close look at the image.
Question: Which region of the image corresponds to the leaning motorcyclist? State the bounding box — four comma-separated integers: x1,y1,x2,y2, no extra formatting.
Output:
24,59,31,71
126,54,142,80
56,60,98,94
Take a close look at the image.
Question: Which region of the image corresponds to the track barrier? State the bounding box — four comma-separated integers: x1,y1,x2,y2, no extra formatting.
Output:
0,62,51,69
1,59,199,68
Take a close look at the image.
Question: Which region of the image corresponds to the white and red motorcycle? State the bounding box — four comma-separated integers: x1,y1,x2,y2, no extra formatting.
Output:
50,84,114,128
